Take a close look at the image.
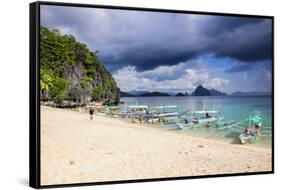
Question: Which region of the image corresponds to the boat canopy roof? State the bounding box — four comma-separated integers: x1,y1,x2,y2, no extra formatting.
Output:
108,106,120,109
193,110,219,114
250,115,262,124
127,105,148,109
152,105,178,109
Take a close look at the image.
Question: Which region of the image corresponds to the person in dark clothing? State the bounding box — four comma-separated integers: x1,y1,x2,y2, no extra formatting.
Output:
89,107,94,120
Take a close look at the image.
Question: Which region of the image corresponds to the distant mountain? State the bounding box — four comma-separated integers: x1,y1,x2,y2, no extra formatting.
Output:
210,89,227,96
192,85,211,96
121,91,171,97
230,91,271,97
140,91,170,97
128,90,150,96
120,91,135,97
192,85,226,96
122,86,228,97
175,92,185,96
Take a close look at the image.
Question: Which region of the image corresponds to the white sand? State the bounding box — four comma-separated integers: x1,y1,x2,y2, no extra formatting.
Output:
40,106,272,185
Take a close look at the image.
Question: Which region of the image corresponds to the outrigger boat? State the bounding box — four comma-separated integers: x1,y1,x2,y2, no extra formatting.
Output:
109,104,149,118
95,105,124,118
144,105,191,123
125,105,148,118
176,110,224,130
214,111,271,145
239,111,262,144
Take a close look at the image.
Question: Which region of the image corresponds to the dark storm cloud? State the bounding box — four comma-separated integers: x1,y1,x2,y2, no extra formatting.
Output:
41,5,272,72
103,47,198,71
210,19,272,62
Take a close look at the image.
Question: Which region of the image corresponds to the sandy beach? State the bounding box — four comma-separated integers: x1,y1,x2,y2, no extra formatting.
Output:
40,106,272,185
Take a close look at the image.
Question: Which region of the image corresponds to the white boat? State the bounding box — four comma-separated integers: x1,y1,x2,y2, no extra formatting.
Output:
214,111,271,145
125,105,148,117
176,121,193,129
239,111,262,144
95,112,107,116
145,105,190,123
176,110,223,129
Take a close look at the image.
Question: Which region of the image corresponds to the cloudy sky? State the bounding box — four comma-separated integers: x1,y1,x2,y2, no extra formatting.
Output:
41,5,272,94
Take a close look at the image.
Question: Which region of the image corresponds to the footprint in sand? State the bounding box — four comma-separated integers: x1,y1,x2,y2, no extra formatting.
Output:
69,160,75,165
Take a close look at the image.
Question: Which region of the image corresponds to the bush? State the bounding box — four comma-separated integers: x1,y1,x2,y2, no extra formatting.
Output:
49,77,68,103
80,76,92,89
92,86,104,101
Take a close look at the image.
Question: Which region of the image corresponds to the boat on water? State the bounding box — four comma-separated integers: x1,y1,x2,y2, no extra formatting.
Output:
176,110,224,130
214,111,271,145
239,111,262,144
107,104,149,118
144,105,191,123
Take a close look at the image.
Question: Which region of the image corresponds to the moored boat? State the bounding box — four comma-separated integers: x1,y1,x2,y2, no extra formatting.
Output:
144,105,190,123
176,110,224,129
239,111,262,144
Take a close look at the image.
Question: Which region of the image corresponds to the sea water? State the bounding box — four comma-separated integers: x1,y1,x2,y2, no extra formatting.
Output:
120,96,272,148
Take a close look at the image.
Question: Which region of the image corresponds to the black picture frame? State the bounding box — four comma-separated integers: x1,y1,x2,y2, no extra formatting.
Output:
30,1,274,189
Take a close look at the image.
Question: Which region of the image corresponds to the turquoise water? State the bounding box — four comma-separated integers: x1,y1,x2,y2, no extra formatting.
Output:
120,96,272,147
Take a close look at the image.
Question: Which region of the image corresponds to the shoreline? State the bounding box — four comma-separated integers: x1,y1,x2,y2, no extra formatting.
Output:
111,116,271,150
41,106,272,185
99,112,272,150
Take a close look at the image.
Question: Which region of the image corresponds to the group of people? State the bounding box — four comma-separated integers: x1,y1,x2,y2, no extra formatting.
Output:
244,125,260,136
89,106,150,123
131,108,149,115
131,108,149,124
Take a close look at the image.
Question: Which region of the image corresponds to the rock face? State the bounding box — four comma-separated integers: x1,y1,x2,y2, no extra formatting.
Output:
40,27,120,106
192,85,211,96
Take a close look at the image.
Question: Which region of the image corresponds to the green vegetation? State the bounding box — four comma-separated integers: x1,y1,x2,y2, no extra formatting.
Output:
92,86,104,101
49,77,68,103
40,26,120,104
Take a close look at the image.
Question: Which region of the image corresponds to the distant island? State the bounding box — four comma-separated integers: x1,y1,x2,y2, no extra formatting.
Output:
191,85,227,96
230,91,271,97
175,92,185,96
121,85,226,97
141,92,170,97
120,85,272,98
121,91,170,97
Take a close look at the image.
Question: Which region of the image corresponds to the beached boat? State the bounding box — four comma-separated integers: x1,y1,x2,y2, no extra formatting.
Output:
176,110,224,129
106,106,124,117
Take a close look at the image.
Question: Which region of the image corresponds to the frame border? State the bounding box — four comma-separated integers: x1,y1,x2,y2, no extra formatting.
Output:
29,1,274,189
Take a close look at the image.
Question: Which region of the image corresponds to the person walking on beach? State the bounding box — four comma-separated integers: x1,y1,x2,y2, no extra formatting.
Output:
89,107,94,120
